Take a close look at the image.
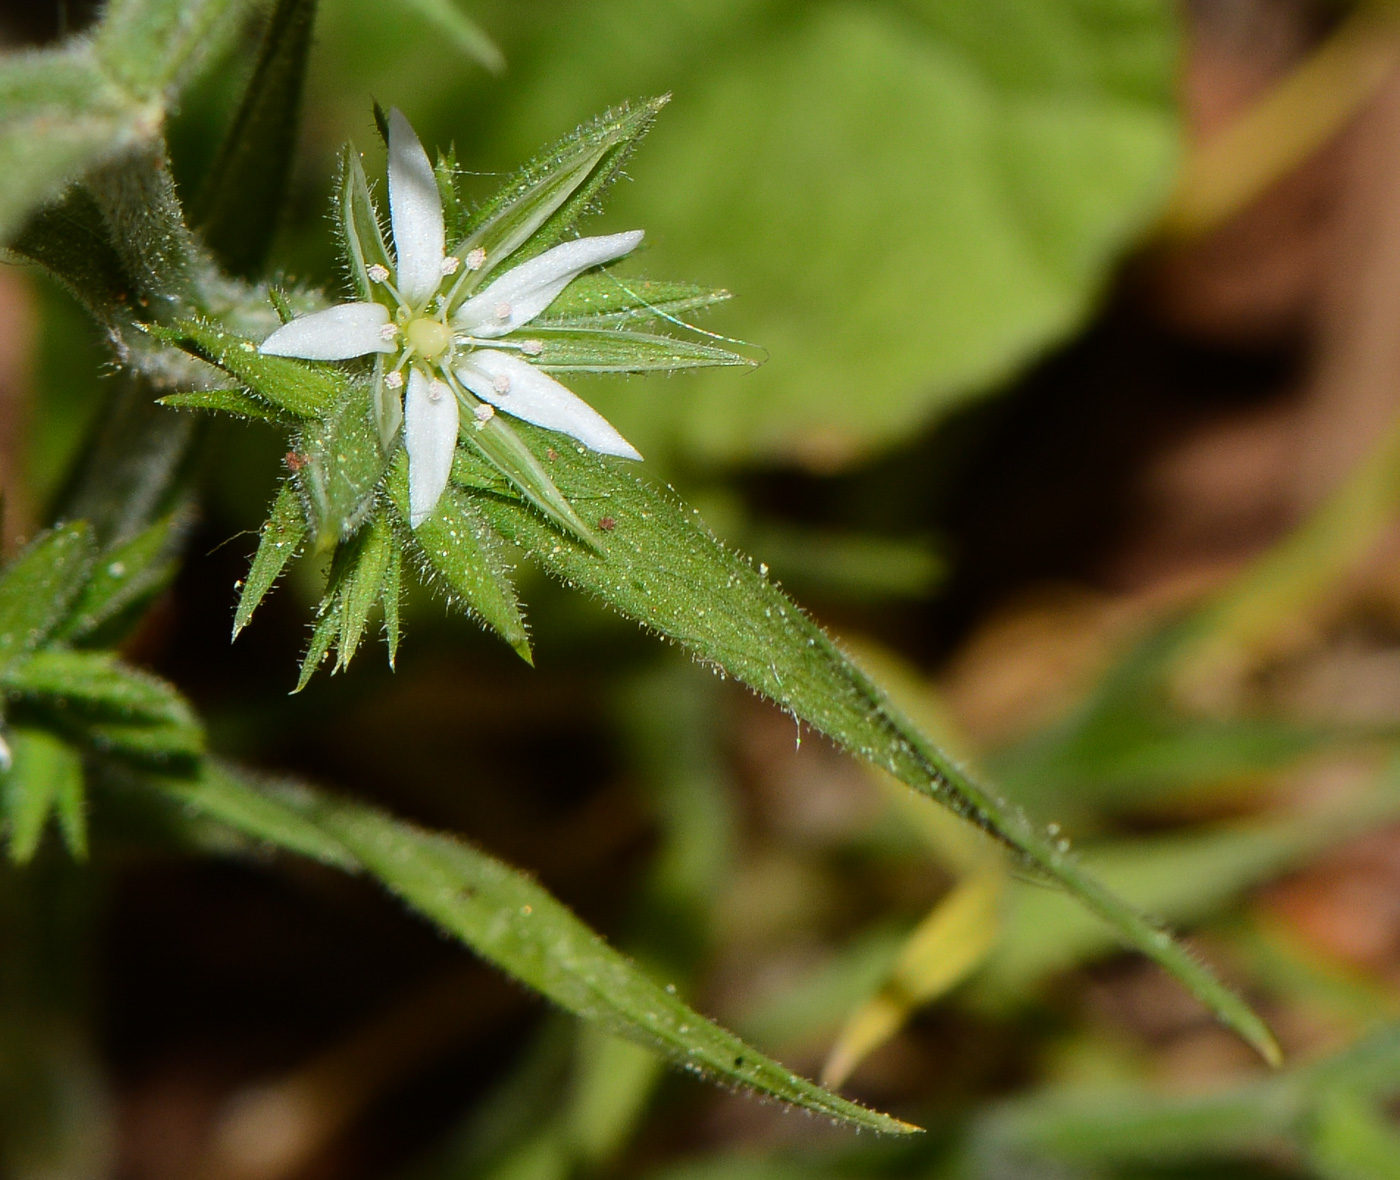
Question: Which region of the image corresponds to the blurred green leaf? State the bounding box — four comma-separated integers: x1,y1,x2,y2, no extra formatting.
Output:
194,0,319,276
400,0,505,73
1310,1093,1400,1180
93,0,249,100
0,525,95,676
1,728,85,864
474,0,1178,464
57,513,183,644
149,762,916,1134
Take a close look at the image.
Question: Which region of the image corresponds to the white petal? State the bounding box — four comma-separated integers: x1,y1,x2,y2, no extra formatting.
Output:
456,350,641,460
387,108,445,306
260,303,392,359
452,231,644,338
404,368,460,528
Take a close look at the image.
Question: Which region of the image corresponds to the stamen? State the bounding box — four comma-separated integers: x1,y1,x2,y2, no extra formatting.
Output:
384,370,404,390
379,322,400,341
465,248,486,271
492,372,512,396
441,256,461,276
428,379,450,403
473,403,496,424
367,264,390,283
493,302,512,323
520,339,543,357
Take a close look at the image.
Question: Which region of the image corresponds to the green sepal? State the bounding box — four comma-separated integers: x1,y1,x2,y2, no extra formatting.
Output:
3,649,204,762
334,512,394,672
1,727,85,863
58,513,184,643
338,145,393,303
436,148,469,245
294,377,392,550
445,97,667,311
0,523,95,675
383,529,403,668
527,327,752,373
388,455,532,662
234,482,306,639
151,319,337,418
542,275,732,327
459,416,600,551
158,388,297,425
295,603,341,693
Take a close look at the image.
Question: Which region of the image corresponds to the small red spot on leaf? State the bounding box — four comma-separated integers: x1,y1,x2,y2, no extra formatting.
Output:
598,516,617,532
284,451,306,472
546,448,559,462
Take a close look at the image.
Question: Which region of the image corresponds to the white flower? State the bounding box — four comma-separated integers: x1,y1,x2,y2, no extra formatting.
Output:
261,108,642,529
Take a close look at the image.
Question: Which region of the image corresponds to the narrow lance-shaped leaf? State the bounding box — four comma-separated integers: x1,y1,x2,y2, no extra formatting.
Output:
450,427,1282,1067
195,0,320,276
145,762,917,1135
0,524,95,674
59,512,185,643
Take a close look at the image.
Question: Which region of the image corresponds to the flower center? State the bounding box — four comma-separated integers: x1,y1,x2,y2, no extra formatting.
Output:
406,317,452,360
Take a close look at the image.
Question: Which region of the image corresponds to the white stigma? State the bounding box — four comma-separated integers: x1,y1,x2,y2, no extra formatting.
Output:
384,370,404,390
367,263,390,283
465,248,486,271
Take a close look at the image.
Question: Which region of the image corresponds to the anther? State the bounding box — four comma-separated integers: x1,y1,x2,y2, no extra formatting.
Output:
493,301,512,322
427,379,450,403
473,403,495,424
379,322,399,341
520,339,543,356
441,256,461,276
384,370,404,390
465,248,486,271
492,373,512,395
367,264,390,283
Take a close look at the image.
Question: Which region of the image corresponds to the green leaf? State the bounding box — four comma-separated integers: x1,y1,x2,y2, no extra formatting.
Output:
450,427,1280,1066
387,456,532,662
445,97,666,308
147,762,916,1135
0,524,95,675
399,0,504,73
152,320,335,418
542,276,731,327
527,327,752,373
194,0,319,276
1,728,84,864
0,47,145,246
1310,1093,1400,1180
474,1,1178,464
234,483,307,639
94,0,249,100
57,513,184,643
8,186,134,325
3,649,203,761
